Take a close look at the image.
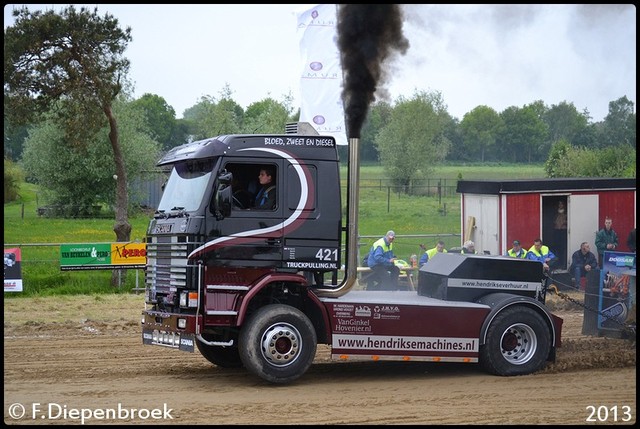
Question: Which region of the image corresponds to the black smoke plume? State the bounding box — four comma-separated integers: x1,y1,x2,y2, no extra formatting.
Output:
337,5,409,138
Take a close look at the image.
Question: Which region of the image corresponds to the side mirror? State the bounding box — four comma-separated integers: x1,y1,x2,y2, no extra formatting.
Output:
218,170,232,186
215,186,232,219
213,170,232,219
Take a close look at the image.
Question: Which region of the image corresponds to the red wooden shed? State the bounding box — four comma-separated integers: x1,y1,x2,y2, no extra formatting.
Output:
456,178,636,270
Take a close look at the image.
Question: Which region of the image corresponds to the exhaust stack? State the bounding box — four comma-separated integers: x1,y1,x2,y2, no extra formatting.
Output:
314,136,360,298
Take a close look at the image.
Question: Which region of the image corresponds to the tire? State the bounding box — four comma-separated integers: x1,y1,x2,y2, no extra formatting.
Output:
239,304,317,384
196,337,242,368
480,306,551,376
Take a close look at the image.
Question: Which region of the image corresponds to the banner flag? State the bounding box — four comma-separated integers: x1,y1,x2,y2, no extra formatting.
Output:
296,4,348,146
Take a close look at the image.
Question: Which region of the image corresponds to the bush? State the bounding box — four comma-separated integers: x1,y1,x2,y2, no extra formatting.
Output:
4,158,25,203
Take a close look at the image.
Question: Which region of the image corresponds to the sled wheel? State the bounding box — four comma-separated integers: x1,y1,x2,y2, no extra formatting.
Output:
196,337,242,368
240,304,317,384
480,306,551,376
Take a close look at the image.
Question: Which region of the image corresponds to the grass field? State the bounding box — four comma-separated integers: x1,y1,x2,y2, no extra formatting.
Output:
4,163,546,296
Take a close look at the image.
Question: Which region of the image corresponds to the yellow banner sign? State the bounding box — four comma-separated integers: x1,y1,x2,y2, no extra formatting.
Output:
111,243,147,266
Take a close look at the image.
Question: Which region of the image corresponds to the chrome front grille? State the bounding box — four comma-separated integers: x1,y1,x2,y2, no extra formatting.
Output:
145,235,197,304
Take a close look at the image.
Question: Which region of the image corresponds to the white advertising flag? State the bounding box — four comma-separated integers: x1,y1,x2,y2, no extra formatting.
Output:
296,4,347,146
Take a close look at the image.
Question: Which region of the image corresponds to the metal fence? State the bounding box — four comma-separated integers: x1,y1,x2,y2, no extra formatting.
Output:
4,233,461,292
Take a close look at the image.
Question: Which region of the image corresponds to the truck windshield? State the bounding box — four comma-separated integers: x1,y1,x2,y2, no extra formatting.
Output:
157,160,215,212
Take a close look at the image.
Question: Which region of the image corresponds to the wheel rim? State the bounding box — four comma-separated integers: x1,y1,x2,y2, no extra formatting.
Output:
260,322,302,367
499,323,537,365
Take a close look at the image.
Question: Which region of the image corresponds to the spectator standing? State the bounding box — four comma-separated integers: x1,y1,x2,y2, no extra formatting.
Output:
419,240,447,267
366,230,400,290
627,228,636,253
595,216,619,267
569,242,597,290
553,200,568,268
526,238,558,272
505,240,527,258
554,201,568,230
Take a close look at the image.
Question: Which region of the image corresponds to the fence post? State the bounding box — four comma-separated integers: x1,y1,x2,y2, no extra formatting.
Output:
387,186,391,213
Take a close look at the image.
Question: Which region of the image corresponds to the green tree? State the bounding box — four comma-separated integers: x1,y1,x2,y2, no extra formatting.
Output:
20,99,161,215
544,139,571,178
572,122,600,149
131,93,183,150
602,96,636,148
4,158,24,203
442,115,464,162
460,106,503,162
375,91,450,192
360,101,393,163
184,85,245,140
243,96,293,134
543,101,589,146
498,104,548,162
4,5,134,244
3,116,30,161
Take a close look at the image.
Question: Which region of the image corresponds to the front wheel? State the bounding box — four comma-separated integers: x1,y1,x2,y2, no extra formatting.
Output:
239,304,317,384
480,306,551,376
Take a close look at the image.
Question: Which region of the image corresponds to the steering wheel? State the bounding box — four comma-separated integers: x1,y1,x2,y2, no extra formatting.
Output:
232,196,246,209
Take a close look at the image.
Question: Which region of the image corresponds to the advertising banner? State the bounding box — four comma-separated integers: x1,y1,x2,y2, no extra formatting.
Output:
60,243,146,271
598,251,636,333
4,247,23,292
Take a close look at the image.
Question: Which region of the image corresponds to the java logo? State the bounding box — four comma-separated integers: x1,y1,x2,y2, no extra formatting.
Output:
374,305,400,314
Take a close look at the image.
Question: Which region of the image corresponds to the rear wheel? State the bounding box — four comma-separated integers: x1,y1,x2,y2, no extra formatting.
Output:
239,304,317,384
480,306,551,376
196,337,242,368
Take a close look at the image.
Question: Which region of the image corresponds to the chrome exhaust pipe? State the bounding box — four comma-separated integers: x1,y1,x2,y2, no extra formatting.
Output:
314,137,360,298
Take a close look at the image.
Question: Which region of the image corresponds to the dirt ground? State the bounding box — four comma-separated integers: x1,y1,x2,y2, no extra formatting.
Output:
3,293,636,425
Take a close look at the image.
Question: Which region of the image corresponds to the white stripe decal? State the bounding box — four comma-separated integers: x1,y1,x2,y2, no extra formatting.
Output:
188,147,309,259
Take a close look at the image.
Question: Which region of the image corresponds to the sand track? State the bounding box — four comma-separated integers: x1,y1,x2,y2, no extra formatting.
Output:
4,294,636,425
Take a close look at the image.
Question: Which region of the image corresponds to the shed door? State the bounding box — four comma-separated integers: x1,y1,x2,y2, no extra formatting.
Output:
568,194,599,261
464,194,499,255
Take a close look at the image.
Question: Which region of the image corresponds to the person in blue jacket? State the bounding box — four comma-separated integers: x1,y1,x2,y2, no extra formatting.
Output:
366,230,399,290
569,241,597,288
526,238,558,272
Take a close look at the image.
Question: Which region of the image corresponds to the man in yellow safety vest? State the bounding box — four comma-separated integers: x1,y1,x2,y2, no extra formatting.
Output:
419,240,448,267
505,240,527,258
366,230,400,290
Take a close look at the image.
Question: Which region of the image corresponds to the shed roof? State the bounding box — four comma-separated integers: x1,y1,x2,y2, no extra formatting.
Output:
456,178,636,195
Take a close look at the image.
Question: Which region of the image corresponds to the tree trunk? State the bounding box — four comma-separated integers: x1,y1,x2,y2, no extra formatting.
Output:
104,104,131,287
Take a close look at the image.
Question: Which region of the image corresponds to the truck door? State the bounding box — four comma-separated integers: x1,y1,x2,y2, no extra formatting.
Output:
208,159,285,267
